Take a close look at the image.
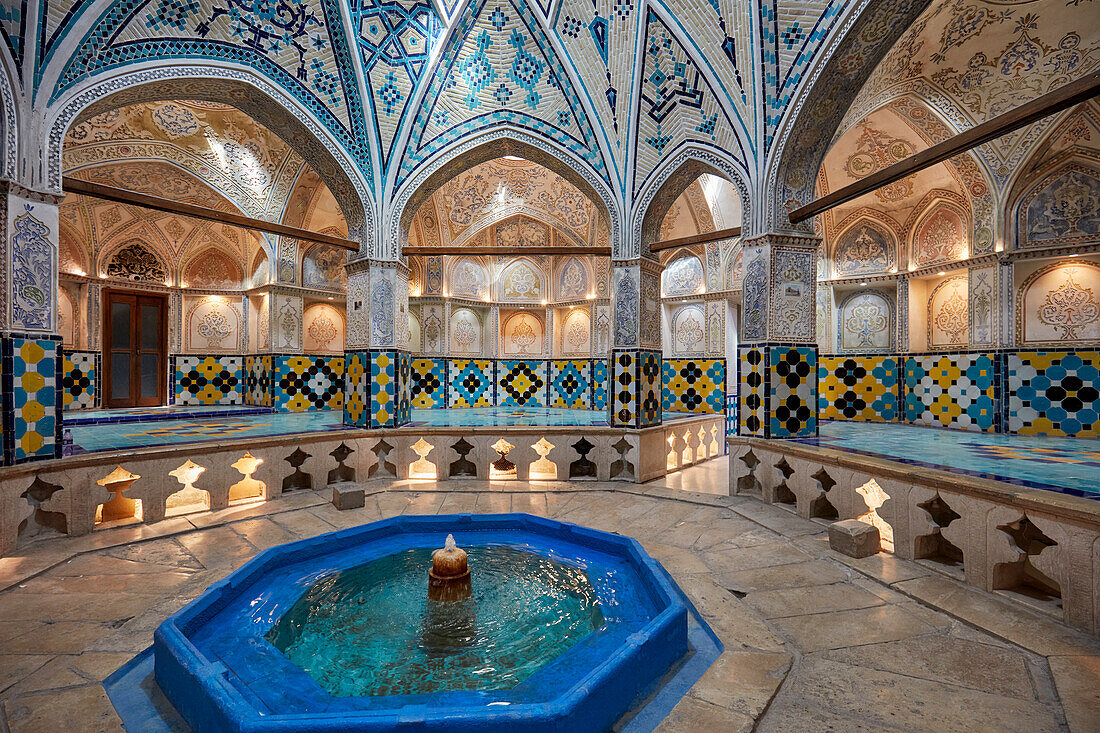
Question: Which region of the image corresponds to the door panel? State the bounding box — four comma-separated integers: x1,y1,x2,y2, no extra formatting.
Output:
104,291,167,408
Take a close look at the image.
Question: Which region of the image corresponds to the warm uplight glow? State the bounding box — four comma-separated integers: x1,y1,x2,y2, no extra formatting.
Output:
328,296,334,300
586,293,595,299
540,299,548,306
1070,253,1079,257
937,271,947,276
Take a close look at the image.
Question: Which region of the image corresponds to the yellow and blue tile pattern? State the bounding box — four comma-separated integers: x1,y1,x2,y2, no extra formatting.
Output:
174,356,243,406
411,358,446,408
550,359,591,409
1009,351,1099,437
274,356,344,412
7,337,60,463
62,350,97,410
499,360,547,407
818,356,898,422
592,358,609,410
343,352,368,426
904,354,996,433
447,359,494,408
244,355,273,407
663,358,725,414
738,347,765,437
768,346,816,438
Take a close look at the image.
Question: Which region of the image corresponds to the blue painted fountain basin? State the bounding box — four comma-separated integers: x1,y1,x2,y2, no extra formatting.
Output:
153,513,689,732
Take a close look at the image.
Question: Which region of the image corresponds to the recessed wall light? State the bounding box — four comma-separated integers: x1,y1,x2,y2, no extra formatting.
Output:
937,271,946,276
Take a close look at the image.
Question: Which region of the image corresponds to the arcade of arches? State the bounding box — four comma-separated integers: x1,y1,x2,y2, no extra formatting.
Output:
0,0,1099,729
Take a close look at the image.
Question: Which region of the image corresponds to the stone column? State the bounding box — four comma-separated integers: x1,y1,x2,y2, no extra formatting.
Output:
343,259,410,428
0,182,64,465
737,233,819,439
609,258,662,428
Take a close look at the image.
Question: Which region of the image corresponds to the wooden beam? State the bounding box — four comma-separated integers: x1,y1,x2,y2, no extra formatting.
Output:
63,176,360,252
404,247,612,256
651,226,742,253
789,70,1100,224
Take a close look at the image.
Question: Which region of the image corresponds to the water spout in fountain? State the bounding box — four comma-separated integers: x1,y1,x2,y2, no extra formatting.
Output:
428,533,471,602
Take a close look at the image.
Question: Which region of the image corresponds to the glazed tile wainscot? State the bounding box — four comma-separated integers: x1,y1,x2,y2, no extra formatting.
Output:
0,413,724,558
1,334,64,466
173,353,345,412
728,434,1100,636
818,349,1100,437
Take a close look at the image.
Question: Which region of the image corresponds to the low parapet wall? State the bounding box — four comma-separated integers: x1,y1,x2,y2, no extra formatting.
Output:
728,435,1100,636
0,416,723,559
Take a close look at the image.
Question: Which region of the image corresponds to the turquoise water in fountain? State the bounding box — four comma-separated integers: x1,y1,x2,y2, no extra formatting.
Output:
267,547,606,697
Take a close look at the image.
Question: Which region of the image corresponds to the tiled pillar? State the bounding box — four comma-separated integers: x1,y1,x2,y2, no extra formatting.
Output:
896,277,910,354
737,234,819,439
1,182,64,464
609,258,662,428
343,260,411,428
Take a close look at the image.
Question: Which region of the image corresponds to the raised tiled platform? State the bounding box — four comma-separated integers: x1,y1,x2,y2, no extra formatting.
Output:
804,421,1099,499
63,404,275,426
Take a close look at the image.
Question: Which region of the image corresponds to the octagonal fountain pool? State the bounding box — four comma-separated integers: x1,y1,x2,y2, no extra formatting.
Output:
142,514,716,732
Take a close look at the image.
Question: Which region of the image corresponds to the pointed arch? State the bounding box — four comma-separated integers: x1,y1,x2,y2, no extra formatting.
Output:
180,246,244,289
392,131,620,259
766,0,931,234
633,144,750,260
45,68,373,252
0,51,15,179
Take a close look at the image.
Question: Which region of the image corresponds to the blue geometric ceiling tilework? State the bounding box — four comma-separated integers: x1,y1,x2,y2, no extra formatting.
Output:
760,0,842,149
351,0,442,163
399,0,607,187
553,0,633,163
0,0,25,80
633,9,746,194
49,0,372,177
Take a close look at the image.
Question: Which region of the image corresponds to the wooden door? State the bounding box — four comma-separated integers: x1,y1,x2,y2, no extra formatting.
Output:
103,290,167,408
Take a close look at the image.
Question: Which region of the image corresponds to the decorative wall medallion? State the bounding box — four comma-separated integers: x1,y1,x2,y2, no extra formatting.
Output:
452,260,487,298
1038,273,1100,339
932,279,969,346
1025,169,1100,244
662,256,704,296
840,292,890,351
11,204,53,330
452,309,479,353
308,314,338,349
152,103,199,139
915,206,968,265
507,315,538,354
303,244,347,289
198,310,232,347
559,259,587,299
673,306,704,353
424,310,442,351
503,262,540,299
834,223,894,276
563,310,590,353
106,241,167,282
